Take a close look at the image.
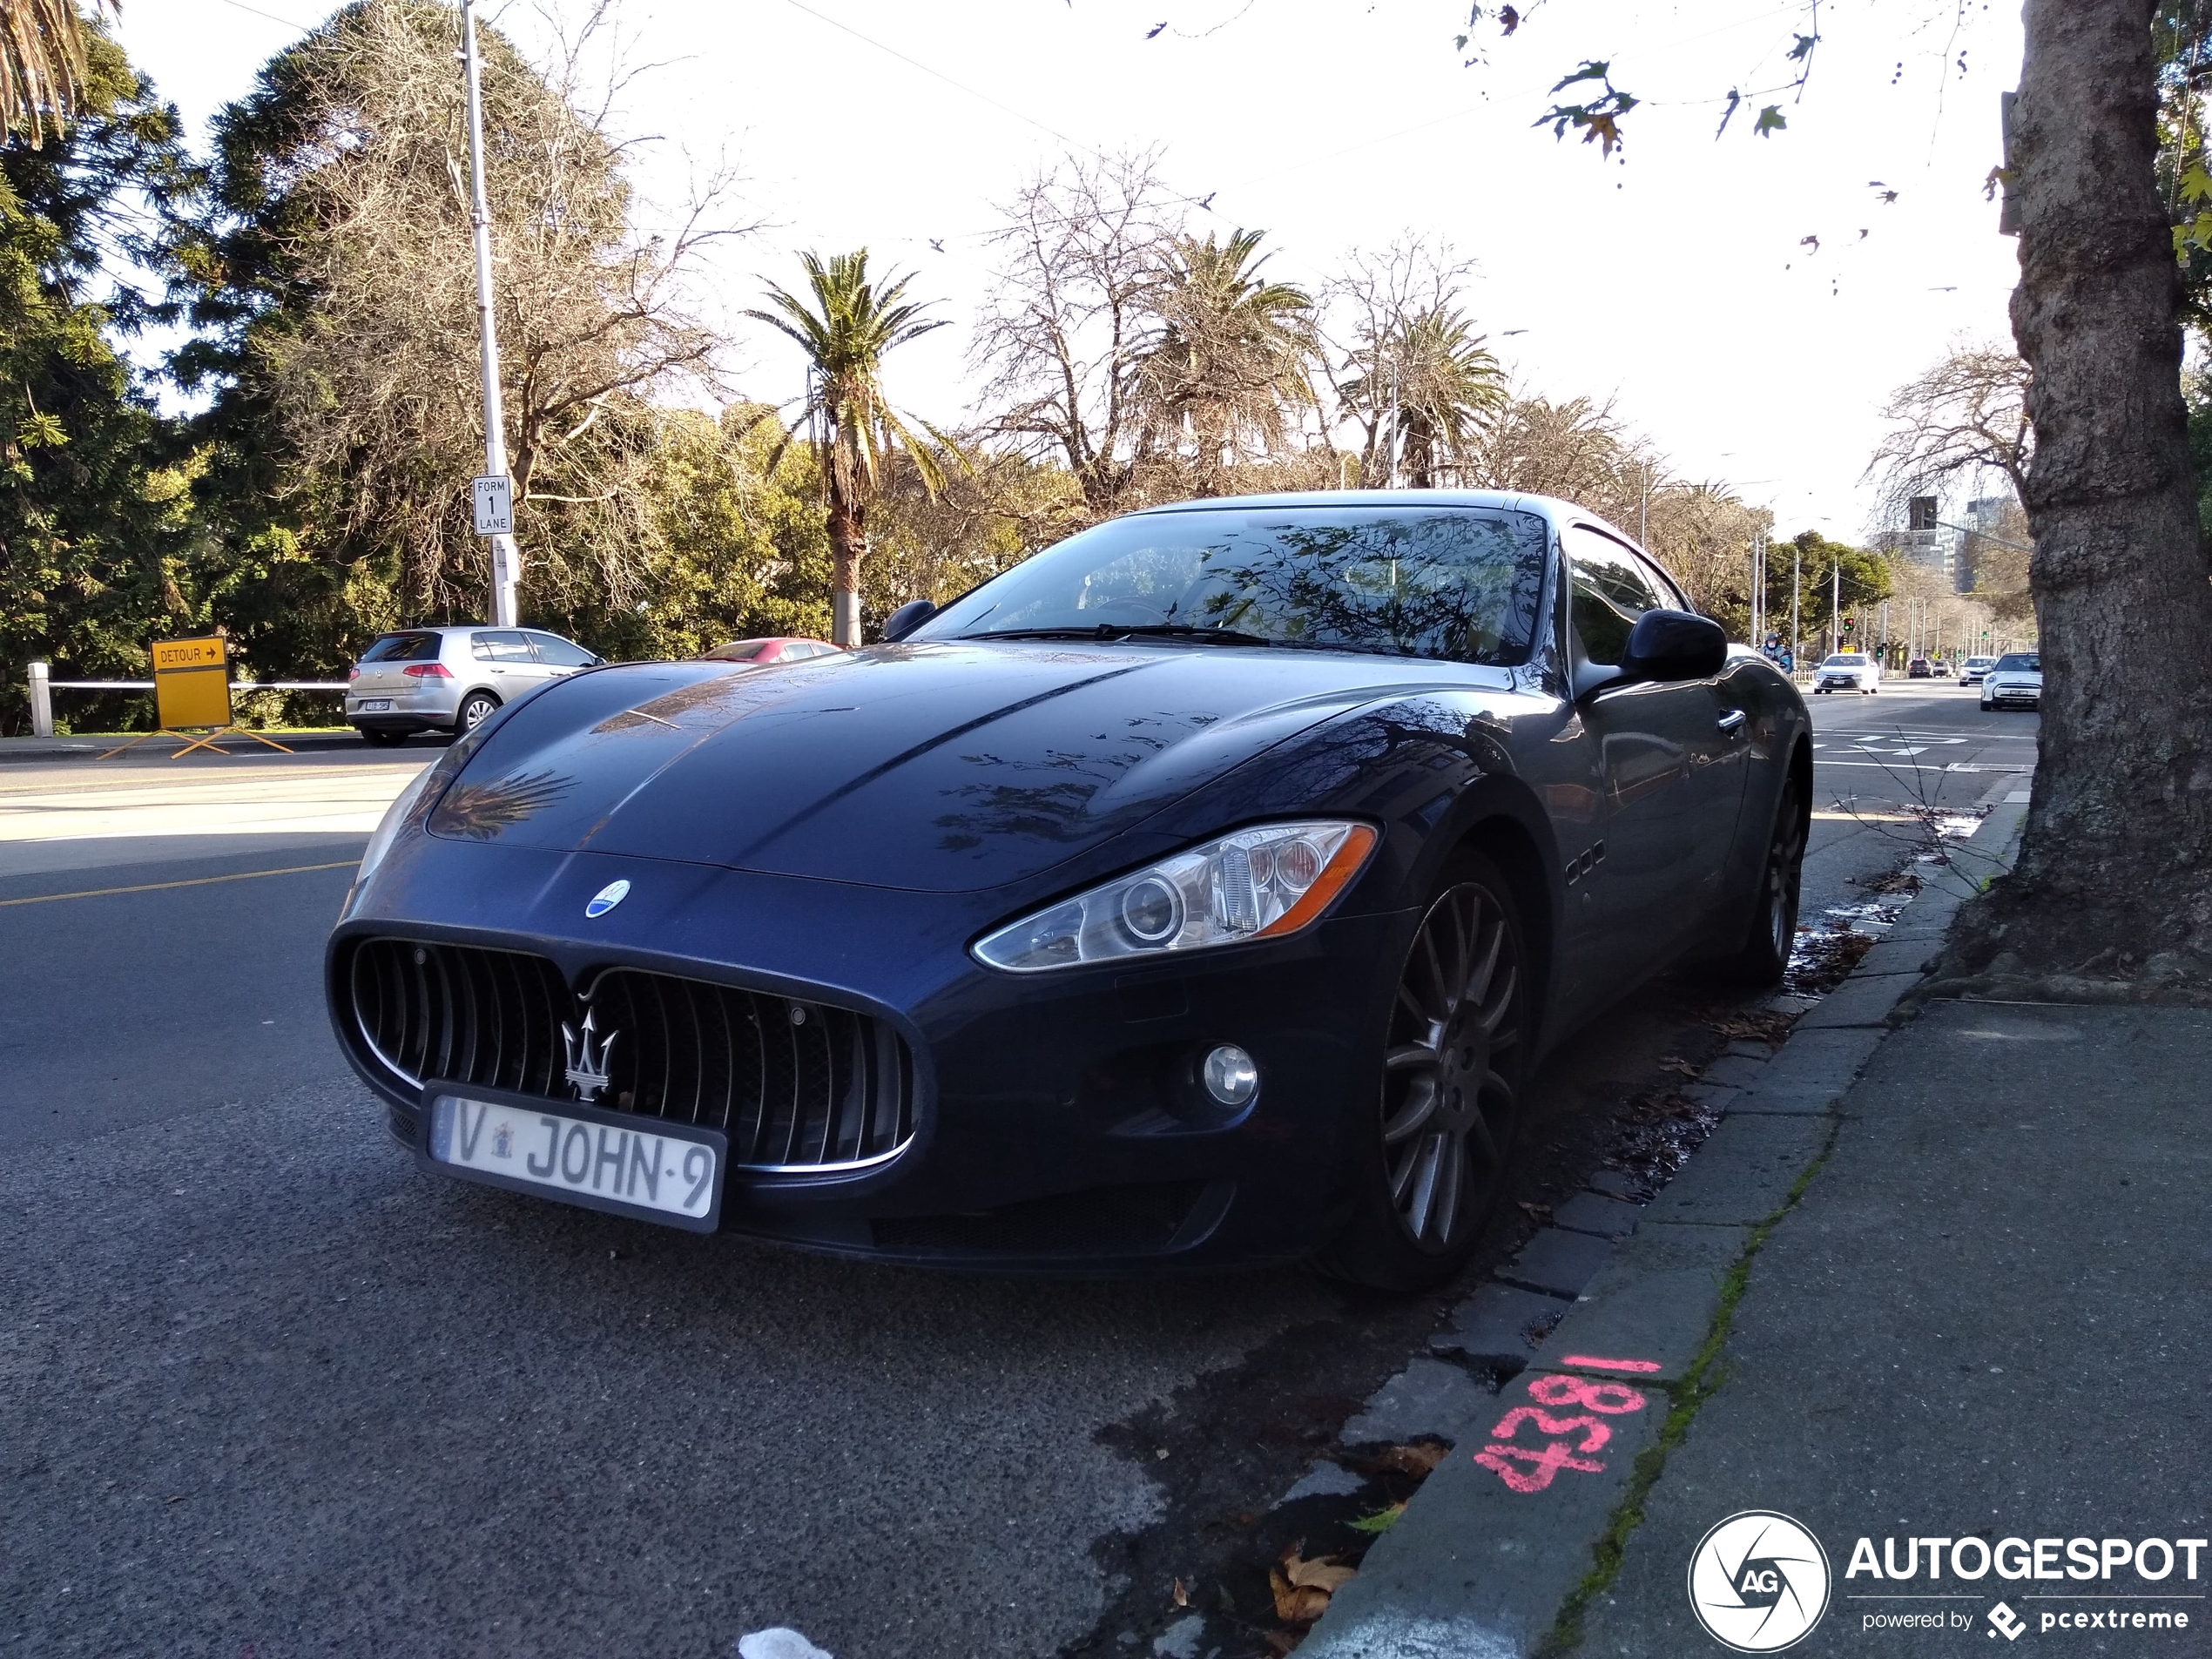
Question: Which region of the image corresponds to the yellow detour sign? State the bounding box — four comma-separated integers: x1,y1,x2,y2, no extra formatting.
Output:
152,636,233,729
100,633,291,757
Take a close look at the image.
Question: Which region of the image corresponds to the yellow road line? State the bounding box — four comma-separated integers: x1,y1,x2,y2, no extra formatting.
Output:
0,859,359,907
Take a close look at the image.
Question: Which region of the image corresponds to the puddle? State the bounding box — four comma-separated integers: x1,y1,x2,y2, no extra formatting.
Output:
1785,900,1902,996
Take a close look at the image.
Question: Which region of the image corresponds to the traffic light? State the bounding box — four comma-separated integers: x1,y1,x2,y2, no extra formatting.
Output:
1843,617,1855,636
1909,497,1939,532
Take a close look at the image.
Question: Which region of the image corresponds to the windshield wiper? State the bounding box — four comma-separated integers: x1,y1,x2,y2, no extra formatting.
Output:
961,624,1276,646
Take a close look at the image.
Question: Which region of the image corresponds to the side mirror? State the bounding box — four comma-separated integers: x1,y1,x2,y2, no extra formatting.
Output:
880,598,937,643
1621,609,1728,682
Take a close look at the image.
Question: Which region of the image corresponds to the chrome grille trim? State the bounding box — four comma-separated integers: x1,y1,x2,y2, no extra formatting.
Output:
346,938,915,1174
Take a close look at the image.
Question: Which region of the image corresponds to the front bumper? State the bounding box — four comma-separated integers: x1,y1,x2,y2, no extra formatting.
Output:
1983,683,2040,707
330,838,1411,1271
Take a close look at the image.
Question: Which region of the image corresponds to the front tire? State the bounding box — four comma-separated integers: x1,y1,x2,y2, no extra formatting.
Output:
1318,853,1528,1292
1703,770,1804,987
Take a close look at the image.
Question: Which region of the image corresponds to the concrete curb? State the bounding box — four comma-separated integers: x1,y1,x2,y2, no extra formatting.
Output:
1298,777,2030,1659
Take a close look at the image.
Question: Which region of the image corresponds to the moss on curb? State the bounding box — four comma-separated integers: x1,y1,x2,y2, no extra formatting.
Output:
1535,1119,1843,1658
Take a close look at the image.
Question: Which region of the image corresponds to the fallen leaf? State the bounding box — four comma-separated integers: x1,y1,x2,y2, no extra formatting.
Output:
1372,1440,1447,1476
1171,1577,1189,1608
1658,1055,1698,1076
1515,1200,1553,1221
1279,1544,1358,1594
1269,1568,1332,1624
1347,1501,1406,1535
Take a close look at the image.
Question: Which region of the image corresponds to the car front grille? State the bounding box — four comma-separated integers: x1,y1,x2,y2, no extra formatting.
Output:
346,937,914,1172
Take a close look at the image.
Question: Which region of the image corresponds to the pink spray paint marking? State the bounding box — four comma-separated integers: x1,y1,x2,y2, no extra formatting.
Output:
1560,1353,1662,1373
1474,1362,1656,1494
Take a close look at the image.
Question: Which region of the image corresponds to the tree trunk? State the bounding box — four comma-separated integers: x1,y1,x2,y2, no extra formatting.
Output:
827,491,865,647
1944,0,2212,985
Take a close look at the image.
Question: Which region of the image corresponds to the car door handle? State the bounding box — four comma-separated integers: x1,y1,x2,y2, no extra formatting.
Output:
1716,708,1747,737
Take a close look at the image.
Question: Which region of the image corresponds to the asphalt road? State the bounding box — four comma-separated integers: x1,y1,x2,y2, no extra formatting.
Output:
0,686,2034,1658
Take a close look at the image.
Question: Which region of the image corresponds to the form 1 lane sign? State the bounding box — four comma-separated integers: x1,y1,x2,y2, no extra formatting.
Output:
472,474,513,536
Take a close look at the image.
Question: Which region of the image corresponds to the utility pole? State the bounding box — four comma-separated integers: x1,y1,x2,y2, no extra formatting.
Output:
1639,458,1651,545
1831,560,1841,657
1791,542,1801,672
461,0,520,628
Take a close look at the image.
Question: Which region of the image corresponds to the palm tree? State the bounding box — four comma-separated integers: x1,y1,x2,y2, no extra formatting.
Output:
1339,306,1505,488
745,250,951,644
1141,227,1316,496
3,0,108,145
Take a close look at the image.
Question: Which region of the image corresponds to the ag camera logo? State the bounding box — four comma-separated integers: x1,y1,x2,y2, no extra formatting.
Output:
1688,1511,1832,1652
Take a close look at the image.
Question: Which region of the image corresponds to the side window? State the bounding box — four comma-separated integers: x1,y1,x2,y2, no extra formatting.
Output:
527,632,596,667
1567,527,1669,665
470,631,533,663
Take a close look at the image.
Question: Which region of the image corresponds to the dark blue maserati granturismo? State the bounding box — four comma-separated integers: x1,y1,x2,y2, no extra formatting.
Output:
327,491,1810,1289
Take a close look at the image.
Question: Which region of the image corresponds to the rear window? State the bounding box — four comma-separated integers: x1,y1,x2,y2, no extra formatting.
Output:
361,632,442,664
705,639,772,661
1996,653,2040,671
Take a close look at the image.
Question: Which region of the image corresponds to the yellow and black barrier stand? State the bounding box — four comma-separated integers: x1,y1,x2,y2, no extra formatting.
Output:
99,636,294,759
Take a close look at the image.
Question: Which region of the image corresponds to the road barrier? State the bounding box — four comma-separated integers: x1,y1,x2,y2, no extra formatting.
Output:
23,660,347,739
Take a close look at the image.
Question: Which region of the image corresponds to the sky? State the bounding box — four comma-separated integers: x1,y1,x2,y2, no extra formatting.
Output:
113,0,2028,543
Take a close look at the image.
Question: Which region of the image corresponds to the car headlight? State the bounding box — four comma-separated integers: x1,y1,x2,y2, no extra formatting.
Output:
972,820,1379,974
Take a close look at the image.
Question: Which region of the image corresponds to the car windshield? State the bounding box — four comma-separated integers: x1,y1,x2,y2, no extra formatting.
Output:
1996,653,2040,671
361,632,442,664
1823,654,1868,666
914,504,1552,664
1968,657,1996,666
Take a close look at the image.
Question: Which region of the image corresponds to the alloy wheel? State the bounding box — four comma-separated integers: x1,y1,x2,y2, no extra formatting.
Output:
1763,781,1806,962
1379,881,1523,1252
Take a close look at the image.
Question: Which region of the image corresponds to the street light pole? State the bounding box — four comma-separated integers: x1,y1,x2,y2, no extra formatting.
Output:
461,0,520,628
1791,542,1801,671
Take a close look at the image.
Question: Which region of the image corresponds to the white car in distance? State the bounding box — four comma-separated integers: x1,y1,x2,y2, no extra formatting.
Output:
1812,651,1882,694
1979,651,2042,711
1959,654,1999,686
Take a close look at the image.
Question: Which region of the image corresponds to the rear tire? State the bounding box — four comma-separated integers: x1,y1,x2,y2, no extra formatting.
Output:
1703,771,1805,988
1317,852,1529,1292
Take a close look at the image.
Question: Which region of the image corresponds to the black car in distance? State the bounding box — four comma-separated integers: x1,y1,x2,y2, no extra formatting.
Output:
329,492,1810,1290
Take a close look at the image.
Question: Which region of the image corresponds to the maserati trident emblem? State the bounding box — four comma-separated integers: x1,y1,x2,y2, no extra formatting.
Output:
561,1006,617,1103
584,879,631,919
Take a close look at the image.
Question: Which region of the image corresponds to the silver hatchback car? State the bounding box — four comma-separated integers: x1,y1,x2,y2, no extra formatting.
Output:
345,625,603,746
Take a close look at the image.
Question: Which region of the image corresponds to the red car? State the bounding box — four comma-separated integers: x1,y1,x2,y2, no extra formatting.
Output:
697,637,842,666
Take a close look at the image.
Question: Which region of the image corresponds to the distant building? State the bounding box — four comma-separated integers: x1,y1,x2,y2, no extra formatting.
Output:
1959,495,2019,593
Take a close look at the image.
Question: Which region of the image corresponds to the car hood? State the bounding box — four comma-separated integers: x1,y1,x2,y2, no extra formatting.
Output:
427,642,1506,892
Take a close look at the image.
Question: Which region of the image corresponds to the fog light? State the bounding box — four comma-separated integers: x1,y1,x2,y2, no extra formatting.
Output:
1202,1043,1259,1108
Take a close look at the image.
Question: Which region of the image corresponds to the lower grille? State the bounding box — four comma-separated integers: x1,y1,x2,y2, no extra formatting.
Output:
347,938,914,1172
871,1182,1210,1255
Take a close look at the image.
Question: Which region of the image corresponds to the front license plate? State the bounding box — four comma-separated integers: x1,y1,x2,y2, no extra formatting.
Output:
357,698,393,711
419,1083,725,1231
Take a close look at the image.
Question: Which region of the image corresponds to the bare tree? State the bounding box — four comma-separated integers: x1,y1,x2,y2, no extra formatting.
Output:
969,152,1180,517
236,0,742,616
1642,482,1771,625
1863,341,2033,526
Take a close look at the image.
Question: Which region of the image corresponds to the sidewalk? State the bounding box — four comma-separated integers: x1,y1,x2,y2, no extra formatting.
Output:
1298,782,2211,1656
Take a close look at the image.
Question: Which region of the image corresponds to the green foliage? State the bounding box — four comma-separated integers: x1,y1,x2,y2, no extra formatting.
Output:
1774,529,1892,644
0,26,198,734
